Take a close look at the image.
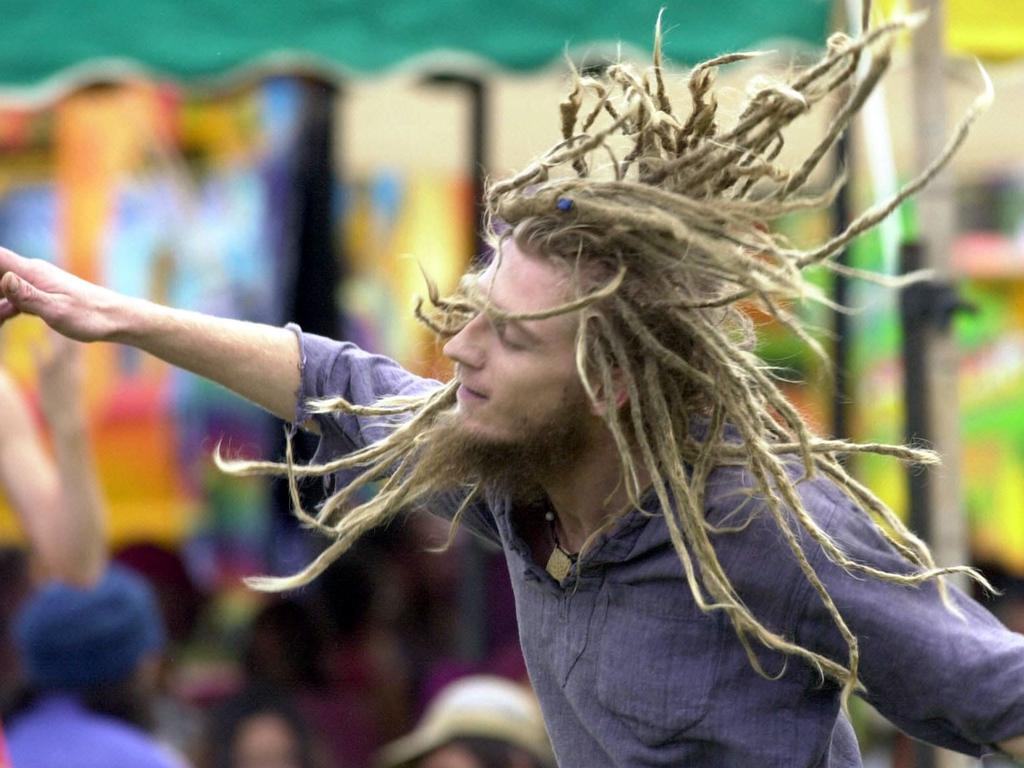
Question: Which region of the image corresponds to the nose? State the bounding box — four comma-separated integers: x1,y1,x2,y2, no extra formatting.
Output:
443,313,487,370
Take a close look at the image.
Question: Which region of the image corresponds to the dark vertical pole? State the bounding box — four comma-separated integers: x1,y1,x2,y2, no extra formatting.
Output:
288,77,342,337
424,73,490,662
269,77,344,574
831,133,852,443
468,78,488,263
901,247,936,768
426,74,489,261
907,2,968,765
900,242,933,551
900,240,974,768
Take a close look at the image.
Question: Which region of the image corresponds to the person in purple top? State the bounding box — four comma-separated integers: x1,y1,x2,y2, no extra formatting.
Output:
0,12,1021,768
6,565,186,768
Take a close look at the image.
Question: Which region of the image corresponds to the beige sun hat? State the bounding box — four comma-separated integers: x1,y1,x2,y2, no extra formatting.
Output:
374,675,555,768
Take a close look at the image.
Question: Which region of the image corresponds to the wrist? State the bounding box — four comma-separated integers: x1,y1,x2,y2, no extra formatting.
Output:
108,294,162,345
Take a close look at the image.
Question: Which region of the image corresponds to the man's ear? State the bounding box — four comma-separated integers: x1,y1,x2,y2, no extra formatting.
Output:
588,368,629,416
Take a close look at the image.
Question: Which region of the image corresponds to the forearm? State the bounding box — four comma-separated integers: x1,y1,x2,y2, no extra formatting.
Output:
0,372,83,583
112,297,302,423
47,411,107,586
0,426,64,578
0,250,304,423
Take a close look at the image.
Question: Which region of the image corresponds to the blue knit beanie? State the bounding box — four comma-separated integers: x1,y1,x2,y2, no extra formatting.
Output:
14,564,166,690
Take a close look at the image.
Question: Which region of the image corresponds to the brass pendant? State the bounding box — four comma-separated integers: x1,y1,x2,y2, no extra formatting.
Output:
545,547,574,582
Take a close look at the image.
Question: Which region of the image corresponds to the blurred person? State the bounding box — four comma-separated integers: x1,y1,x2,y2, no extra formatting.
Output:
116,542,206,648
4,12,1024,768
0,549,31,709
199,686,324,768
383,519,527,709
241,595,378,768
0,331,108,763
5,563,187,768
315,544,413,764
115,542,209,758
0,333,187,766
374,676,553,768
243,598,329,692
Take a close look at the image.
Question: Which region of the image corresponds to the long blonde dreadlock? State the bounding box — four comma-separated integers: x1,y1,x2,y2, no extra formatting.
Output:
220,9,993,707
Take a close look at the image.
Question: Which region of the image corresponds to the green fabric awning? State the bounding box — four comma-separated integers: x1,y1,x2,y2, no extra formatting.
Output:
0,0,832,102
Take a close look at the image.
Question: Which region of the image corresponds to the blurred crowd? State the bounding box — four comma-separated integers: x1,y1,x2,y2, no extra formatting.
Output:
6,533,1024,768
0,537,552,768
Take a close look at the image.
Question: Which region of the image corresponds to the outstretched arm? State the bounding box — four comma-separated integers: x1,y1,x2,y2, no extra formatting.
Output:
0,248,302,422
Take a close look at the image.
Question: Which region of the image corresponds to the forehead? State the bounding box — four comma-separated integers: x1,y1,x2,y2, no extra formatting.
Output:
474,237,573,314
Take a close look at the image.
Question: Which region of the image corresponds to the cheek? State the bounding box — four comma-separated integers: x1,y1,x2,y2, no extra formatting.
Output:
499,358,562,393
498,363,582,418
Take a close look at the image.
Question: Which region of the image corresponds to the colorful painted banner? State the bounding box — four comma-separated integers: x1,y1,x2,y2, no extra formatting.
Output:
0,78,475,587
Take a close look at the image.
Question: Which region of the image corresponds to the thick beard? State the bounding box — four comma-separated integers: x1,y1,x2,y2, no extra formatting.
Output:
405,398,589,503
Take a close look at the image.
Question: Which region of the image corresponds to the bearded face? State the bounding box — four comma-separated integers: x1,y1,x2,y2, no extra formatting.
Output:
419,238,601,497
407,383,591,501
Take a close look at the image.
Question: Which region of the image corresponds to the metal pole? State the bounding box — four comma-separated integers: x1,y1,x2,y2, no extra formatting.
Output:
425,74,490,262
909,0,969,598
907,1,971,766
270,77,343,572
831,133,852,444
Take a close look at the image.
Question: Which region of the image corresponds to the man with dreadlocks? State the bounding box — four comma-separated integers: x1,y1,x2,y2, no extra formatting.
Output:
1,11,1024,768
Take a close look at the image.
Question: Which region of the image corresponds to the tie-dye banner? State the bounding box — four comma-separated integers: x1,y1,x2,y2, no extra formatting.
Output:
342,171,472,379
0,82,287,584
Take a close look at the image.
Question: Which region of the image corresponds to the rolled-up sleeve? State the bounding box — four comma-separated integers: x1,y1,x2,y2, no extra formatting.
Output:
284,325,499,544
287,324,441,454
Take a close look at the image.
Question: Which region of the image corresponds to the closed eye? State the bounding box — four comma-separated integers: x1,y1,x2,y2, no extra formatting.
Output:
491,318,527,350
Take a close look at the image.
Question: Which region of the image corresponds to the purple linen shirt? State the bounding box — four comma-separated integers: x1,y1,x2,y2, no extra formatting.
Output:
292,328,1024,768
6,695,186,768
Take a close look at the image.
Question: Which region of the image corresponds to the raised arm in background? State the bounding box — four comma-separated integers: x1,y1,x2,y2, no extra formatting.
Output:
0,334,106,585
0,248,303,423
34,332,107,585
0,366,63,581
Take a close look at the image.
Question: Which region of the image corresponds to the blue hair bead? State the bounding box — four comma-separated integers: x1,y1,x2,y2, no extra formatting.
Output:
556,197,574,212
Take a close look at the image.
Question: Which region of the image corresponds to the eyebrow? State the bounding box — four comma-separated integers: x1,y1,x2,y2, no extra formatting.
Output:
464,283,544,346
